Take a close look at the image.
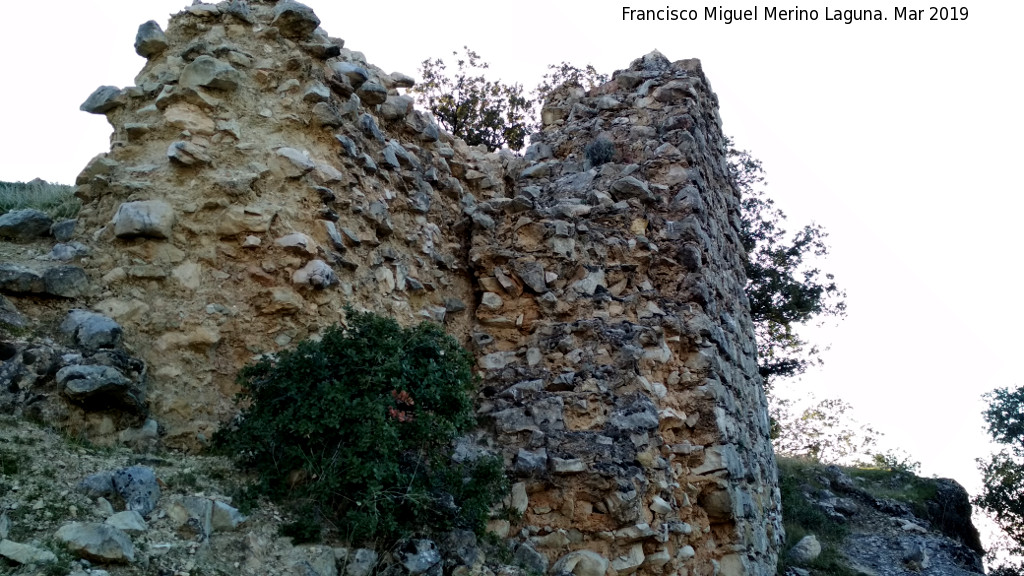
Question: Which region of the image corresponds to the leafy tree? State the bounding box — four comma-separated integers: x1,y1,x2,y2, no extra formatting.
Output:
728,142,847,389
412,47,532,152
216,309,505,544
770,395,879,463
975,385,1024,557
533,62,608,108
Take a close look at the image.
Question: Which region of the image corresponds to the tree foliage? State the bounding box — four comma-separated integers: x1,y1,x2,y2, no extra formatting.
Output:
976,386,1024,557
534,62,608,108
728,142,847,389
412,48,847,391
412,47,532,152
771,396,879,463
216,309,505,544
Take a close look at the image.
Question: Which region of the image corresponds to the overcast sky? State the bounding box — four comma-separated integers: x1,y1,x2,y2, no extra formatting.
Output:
1,0,1020,544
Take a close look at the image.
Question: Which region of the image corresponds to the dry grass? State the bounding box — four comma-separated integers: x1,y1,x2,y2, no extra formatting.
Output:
0,179,79,220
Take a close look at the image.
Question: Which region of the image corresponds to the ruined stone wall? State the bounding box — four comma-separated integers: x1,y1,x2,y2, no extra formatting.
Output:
470,53,782,576
71,1,781,574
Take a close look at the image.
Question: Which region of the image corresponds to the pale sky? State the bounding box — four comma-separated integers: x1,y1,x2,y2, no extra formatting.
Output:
1,0,1021,548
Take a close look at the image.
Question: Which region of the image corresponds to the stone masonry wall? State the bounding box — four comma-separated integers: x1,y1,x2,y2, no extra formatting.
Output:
469,53,782,576
70,1,781,574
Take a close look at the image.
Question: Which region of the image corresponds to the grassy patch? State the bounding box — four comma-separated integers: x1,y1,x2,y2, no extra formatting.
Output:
777,456,944,575
777,457,853,575
0,179,79,220
845,466,938,517
0,446,25,476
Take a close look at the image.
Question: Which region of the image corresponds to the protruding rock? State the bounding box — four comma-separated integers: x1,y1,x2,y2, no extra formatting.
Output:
388,72,416,89
180,56,242,91
275,147,316,178
80,86,124,114
551,550,609,576
60,309,123,350
113,200,175,239
54,522,135,564
134,20,168,58
512,259,546,294
293,259,338,289
56,365,140,411
272,1,321,40
611,176,655,202
331,62,369,90
380,95,413,121
275,232,316,255
355,81,387,106
168,141,212,166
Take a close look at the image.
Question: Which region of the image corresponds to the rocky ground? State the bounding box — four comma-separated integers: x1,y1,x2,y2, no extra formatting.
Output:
0,411,535,576
777,457,986,576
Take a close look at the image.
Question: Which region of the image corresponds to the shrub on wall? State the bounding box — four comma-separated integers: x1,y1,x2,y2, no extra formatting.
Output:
215,308,505,543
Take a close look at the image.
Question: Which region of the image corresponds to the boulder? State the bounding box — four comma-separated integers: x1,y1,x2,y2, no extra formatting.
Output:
0,209,53,240
789,534,822,564
54,522,134,563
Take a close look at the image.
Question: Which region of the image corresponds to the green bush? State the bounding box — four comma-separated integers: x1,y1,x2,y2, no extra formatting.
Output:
215,308,506,544
584,138,615,167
